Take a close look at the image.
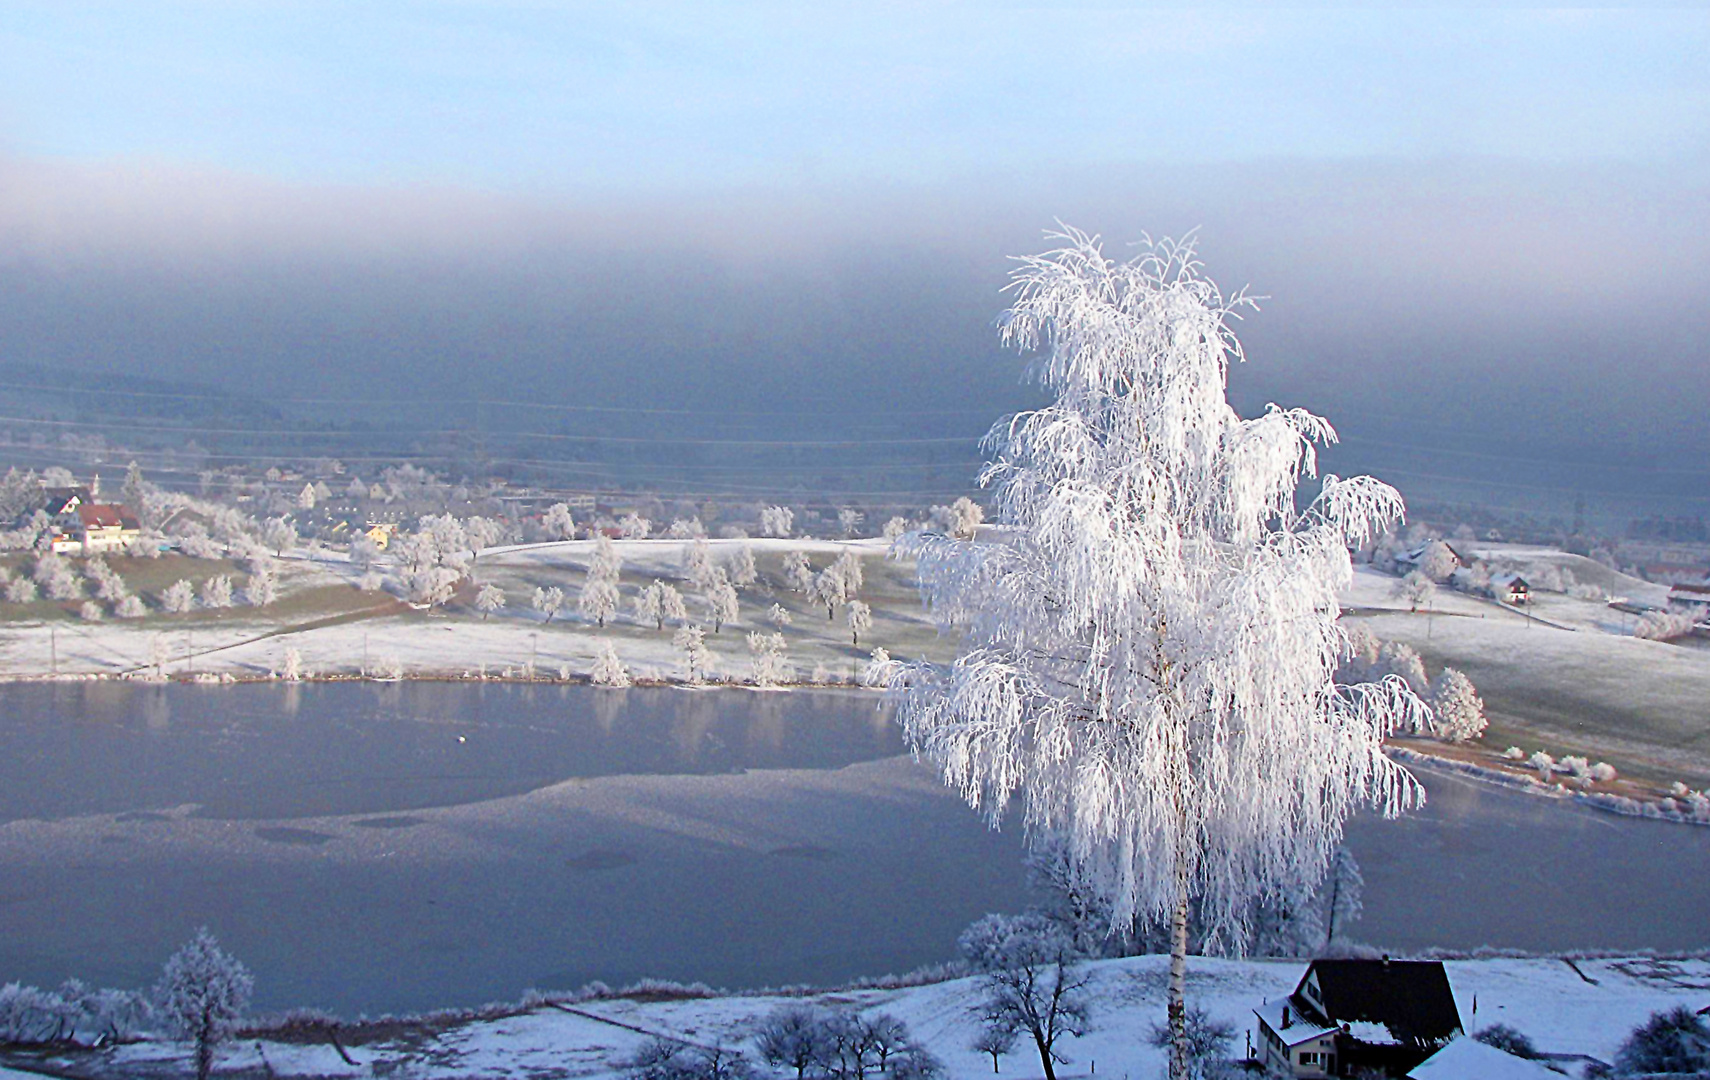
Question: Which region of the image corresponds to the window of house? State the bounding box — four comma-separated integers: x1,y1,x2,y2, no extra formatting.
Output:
1299,1051,1319,1065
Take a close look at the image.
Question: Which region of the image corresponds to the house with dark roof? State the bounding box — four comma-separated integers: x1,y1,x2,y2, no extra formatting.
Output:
1669,582,1710,615
1255,958,1463,1078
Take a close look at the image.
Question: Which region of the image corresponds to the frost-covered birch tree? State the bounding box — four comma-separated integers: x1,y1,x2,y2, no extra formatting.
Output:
156,928,253,1080
888,229,1425,1080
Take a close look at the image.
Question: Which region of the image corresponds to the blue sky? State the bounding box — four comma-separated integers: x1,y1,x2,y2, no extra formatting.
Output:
4,5,1708,190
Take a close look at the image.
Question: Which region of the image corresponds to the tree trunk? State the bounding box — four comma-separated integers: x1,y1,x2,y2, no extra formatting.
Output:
1035,1033,1056,1080
1168,850,1191,1080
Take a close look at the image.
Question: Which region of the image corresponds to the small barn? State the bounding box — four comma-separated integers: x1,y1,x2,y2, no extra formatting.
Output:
1488,572,1529,605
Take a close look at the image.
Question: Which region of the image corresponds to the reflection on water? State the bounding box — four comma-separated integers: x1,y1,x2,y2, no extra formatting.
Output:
0,682,900,821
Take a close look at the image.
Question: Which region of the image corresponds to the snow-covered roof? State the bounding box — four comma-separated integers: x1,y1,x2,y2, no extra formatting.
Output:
1254,998,1338,1047
1407,1037,1563,1080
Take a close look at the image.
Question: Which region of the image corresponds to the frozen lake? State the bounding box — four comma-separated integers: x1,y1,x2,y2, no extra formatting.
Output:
0,681,1705,1015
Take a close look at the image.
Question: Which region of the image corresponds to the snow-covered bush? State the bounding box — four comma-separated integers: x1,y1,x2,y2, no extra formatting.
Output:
1527,751,1555,780
155,928,253,1080
862,647,893,688
199,575,234,609
768,603,792,630
1427,668,1486,742
748,631,789,689
1503,746,1526,761
5,577,38,604
590,642,631,688
673,624,712,683
161,580,195,614
759,505,794,538
1589,761,1618,782
282,647,302,682
1614,1005,1710,1076
1146,1007,1235,1080
1635,610,1697,641
115,595,147,619
1558,756,1591,779
78,600,103,622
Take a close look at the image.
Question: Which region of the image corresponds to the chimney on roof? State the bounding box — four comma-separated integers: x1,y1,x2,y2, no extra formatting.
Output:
1282,1005,1290,1027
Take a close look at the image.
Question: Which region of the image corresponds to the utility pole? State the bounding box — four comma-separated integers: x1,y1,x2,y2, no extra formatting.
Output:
49,623,57,676
363,631,369,678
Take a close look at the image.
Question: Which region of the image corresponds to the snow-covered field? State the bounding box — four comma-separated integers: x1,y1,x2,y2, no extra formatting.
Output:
1341,561,1710,789
0,538,945,685
19,955,1709,1080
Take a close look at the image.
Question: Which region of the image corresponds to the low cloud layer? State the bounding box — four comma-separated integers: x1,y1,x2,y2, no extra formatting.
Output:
2,152,1706,514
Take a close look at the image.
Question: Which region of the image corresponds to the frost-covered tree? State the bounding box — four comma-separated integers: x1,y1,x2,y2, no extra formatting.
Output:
703,575,739,633
728,544,758,588
475,583,506,620
783,551,815,595
405,565,461,607
282,646,303,681
1416,539,1460,583
863,647,893,688
244,564,278,607
889,230,1423,1080
533,585,565,623
760,505,794,538
590,534,624,583
1528,750,1555,780
1375,641,1427,694
619,513,652,540
838,508,865,537
79,599,103,622
1428,667,1487,742
847,600,873,646
262,517,297,556
1615,1006,1710,1076
199,575,234,609
116,595,147,619
882,517,911,542
5,577,38,604
811,565,848,620
590,640,632,687
959,914,1091,1080
666,517,707,540
749,631,790,688
768,603,793,630
930,496,984,539
348,536,381,570
686,537,716,589
1320,847,1364,949
673,623,713,683
579,577,620,627
155,928,253,1080
636,580,687,630
543,502,578,541
1391,570,1435,612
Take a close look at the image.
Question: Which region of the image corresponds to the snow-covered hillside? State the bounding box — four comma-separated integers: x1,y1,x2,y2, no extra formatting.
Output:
35,955,1708,1080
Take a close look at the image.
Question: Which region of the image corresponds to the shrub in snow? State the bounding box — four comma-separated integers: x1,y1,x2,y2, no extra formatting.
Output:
768,603,792,630
155,928,253,1080
1527,751,1555,780
1427,668,1486,742
1590,761,1617,782
1474,1024,1539,1059
282,647,302,682
115,595,147,619
1376,641,1428,694
5,577,38,604
862,648,894,688
1503,746,1525,761
1671,781,1691,797
198,574,234,609
748,632,789,688
78,600,103,622
161,580,195,614
759,505,793,538
1635,610,1697,641
590,642,631,688
1146,1007,1235,1080
1558,756,1591,779
1614,1005,1710,1076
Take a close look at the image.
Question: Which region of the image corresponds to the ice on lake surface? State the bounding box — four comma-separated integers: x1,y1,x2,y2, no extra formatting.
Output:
0,682,1705,1014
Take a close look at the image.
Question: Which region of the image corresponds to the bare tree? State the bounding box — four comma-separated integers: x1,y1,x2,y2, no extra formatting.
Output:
959,914,1091,1080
